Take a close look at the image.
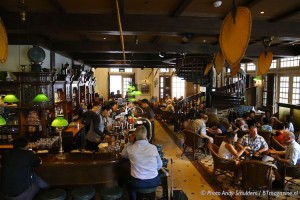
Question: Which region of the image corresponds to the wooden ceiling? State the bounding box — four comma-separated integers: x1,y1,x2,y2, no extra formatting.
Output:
1,0,300,68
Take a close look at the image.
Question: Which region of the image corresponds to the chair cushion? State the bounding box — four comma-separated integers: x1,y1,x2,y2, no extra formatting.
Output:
136,187,157,193
41,189,66,200
71,186,96,200
100,187,123,200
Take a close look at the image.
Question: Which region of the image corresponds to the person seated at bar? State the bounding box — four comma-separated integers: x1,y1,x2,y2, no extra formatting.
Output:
0,136,48,200
192,114,214,144
120,126,162,200
269,131,300,189
85,105,111,151
237,126,269,155
218,132,251,160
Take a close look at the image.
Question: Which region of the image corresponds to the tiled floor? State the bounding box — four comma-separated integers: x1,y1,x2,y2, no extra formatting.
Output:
157,121,300,200
154,121,221,200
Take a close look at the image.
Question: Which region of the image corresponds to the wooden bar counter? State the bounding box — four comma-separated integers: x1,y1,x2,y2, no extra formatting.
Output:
34,152,130,187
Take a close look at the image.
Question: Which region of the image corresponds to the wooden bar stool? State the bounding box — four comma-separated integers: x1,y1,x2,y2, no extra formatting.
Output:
40,188,67,200
71,186,96,200
136,187,157,200
99,186,123,200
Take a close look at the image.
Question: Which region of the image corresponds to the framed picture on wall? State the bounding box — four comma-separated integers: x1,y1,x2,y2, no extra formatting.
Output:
139,83,151,95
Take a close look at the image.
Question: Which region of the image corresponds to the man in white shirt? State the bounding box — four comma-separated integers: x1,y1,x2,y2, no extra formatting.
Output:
121,126,162,200
269,131,300,188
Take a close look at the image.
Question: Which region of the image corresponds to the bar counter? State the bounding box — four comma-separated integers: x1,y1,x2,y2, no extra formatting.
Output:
34,152,130,187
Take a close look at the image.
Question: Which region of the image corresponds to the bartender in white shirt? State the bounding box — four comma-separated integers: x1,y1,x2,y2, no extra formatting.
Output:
121,126,162,200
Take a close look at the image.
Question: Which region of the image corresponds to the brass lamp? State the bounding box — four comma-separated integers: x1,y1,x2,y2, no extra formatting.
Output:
51,115,68,160
3,94,19,105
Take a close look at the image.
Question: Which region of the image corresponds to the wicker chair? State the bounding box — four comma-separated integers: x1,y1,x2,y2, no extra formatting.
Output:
271,136,286,151
207,143,238,187
240,160,277,196
181,129,207,160
214,135,226,147
283,164,300,188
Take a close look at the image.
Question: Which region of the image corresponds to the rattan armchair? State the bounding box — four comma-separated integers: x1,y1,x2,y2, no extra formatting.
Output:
283,163,300,188
258,130,273,147
240,160,277,195
207,143,238,187
181,129,207,160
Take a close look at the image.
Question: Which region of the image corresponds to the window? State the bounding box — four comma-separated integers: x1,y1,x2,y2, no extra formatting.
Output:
292,76,300,104
160,68,169,73
240,63,246,71
270,60,277,69
110,68,132,72
279,76,289,103
172,76,185,98
247,63,256,71
280,56,300,68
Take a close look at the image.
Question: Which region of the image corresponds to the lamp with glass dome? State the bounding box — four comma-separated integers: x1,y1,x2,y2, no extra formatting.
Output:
51,115,68,160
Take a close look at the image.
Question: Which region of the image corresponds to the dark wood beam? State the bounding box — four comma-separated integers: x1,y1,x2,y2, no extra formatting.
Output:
151,36,161,44
89,63,173,68
172,0,193,17
269,4,300,22
242,0,262,8
3,13,300,39
47,0,66,13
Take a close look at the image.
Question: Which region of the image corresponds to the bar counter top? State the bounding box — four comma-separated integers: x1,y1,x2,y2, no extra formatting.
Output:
35,152,130,187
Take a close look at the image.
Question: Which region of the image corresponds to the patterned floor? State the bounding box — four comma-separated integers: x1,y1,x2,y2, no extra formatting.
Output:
162,123,300,200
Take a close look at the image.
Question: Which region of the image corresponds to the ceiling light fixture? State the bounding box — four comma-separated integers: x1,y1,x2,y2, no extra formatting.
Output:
260,11,265,14
159,52,165,58
213,0,222,8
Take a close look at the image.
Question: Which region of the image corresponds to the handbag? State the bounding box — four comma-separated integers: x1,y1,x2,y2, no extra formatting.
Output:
86,120,101,143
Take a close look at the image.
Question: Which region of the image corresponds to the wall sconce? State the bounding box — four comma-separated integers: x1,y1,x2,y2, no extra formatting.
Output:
51,115,68,160
3,94,19,105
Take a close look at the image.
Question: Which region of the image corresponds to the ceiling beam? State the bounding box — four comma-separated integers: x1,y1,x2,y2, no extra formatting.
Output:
47,0,66,13
242,0,263,8
269,4,300,22
4,13,300,39
172,0,193,17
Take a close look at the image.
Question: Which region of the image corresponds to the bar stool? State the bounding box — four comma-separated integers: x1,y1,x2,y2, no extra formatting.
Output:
136,187,157,200
99,186,123,200
40,188,67,200
71,186,96,200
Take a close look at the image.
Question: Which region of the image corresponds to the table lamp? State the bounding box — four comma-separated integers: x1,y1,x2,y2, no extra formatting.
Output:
33,93,49,108
51,115,68,159
0,115,6,126
3,94,19,105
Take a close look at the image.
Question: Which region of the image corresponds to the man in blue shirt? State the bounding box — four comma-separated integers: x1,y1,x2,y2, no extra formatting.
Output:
121,126,162,200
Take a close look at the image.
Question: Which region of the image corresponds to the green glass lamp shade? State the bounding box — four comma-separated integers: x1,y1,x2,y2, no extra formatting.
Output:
3,94,19,103
51,115,68,127
128,98,136,102
33,93,49,102
0,115,6,125
253,76,262,81
132,90,142,96
128,85,136,91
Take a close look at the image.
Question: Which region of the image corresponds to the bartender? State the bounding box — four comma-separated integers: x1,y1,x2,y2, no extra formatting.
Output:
85,105,112,151
140,99,155,143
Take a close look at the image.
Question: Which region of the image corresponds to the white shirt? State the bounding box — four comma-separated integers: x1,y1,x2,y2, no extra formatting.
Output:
285,140,300,165
218,141,233,159
121,140,162,179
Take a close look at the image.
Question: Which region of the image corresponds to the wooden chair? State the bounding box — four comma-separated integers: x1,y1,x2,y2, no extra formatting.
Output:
271,136,286,151
207,143,238,187
240,160,277,197
258,130,273,147
181,129,206,160
214,135,225,147
283,164,300,188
